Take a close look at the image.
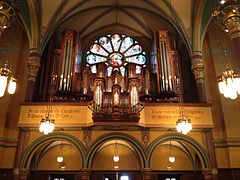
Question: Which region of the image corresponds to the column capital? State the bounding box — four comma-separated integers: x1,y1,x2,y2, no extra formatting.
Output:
19,168,29,180
191,51,205,80
79,168,91,180
28,48,42,81
141,168,152,180
202,168,213,180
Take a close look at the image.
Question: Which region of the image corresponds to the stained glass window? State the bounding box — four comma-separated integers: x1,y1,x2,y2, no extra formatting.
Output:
86,34,146,75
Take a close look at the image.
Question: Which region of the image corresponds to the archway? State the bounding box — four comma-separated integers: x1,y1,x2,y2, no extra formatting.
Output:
20,133,86,170
147,133,211,169
86,132,147,169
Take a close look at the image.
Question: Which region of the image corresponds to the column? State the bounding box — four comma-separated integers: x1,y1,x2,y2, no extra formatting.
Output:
205,130,218,180
221,0,240,58
79,169,91,180
202,168,213,180
141,168,152,180
19,168,29,180
13,130,29,180
25,48,42,101
191,51,207,102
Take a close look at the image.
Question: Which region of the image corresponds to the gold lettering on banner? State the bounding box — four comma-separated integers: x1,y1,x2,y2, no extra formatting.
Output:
19,105,92,125
144,105,212,125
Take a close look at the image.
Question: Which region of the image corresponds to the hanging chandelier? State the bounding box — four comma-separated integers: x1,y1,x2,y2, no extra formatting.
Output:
176,79,192,135
212,11,240,100
57,142,64,163
218,65,240,99
39,75,56,135
0,62,17,97
168,141,175,163
0,0,16,36
113,140,120,162
39,113,55,135
211,0,240,34
176,117,192,135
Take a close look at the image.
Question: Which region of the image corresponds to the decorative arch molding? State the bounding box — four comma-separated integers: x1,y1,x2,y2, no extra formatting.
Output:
146,133,211,169
39,3,190,54
19,133,86,169
86,132,147,169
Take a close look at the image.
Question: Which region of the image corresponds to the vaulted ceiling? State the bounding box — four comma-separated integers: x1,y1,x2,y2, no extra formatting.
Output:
18,0,216,53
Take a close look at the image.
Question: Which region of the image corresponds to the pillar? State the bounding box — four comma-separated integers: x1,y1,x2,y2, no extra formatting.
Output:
202,168,213,180
191,51,207,102
141,168,152,180
25,48,42,101
13,130,29,180
79,169,91,180
205,130,218,180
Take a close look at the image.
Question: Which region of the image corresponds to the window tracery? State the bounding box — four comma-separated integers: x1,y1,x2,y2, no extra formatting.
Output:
86,34,146,76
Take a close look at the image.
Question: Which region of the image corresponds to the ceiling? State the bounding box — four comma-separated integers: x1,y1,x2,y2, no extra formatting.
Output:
18,0,216,53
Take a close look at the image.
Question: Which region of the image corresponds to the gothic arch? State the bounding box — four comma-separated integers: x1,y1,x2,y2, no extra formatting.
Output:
146,133,211,169
86,132,147,168
19,133,86,169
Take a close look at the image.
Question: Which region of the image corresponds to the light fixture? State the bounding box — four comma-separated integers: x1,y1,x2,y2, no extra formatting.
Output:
0,62,17,97
168,141,175,163
113,140,120,162
211,0,240,34
176,118,192,135
212,17,240,99
0,0,16,36
218,65,240,99
39,74,56,134
57,142,64,163
39,112,55,135
220,0,226,5
176,80,192,135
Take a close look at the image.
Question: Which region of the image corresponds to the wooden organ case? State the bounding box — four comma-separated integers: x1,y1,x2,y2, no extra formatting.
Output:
43,31,181,122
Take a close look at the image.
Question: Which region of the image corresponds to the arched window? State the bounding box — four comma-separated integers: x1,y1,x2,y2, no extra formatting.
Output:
86,34,146,76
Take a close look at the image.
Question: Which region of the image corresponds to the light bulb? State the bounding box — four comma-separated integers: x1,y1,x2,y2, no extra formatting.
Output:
113,155,120,162
169,156,175,163
218,81,226,94
220,0,225,4
0,75,8,97
176,121,182,133
233,77,240,94
229,91,237,100
57,156,64,163
8,77,17,94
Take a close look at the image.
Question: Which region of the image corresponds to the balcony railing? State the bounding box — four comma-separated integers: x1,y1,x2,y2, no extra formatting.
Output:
88,102,144,122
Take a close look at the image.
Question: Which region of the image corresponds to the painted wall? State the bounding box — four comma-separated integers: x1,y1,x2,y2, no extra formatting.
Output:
0,20,29,168
91,144,139,170
203,22,240,168
37,144,82,170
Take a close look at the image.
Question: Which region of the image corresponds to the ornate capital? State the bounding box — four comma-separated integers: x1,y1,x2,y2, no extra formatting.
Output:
191,51,205,80
28,48,42,81
202,168,213,180
141,128,150,148
83,128,92,148
80,168,91,180
141,168,152,180
19,168,29,180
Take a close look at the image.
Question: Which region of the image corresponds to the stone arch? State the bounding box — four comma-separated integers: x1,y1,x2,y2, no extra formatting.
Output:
86,132,147,169
147,133,211,169
20,133,86,169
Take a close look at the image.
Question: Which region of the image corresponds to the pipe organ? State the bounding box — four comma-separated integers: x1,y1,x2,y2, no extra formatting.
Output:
154,31,180,97
39,31,181,121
